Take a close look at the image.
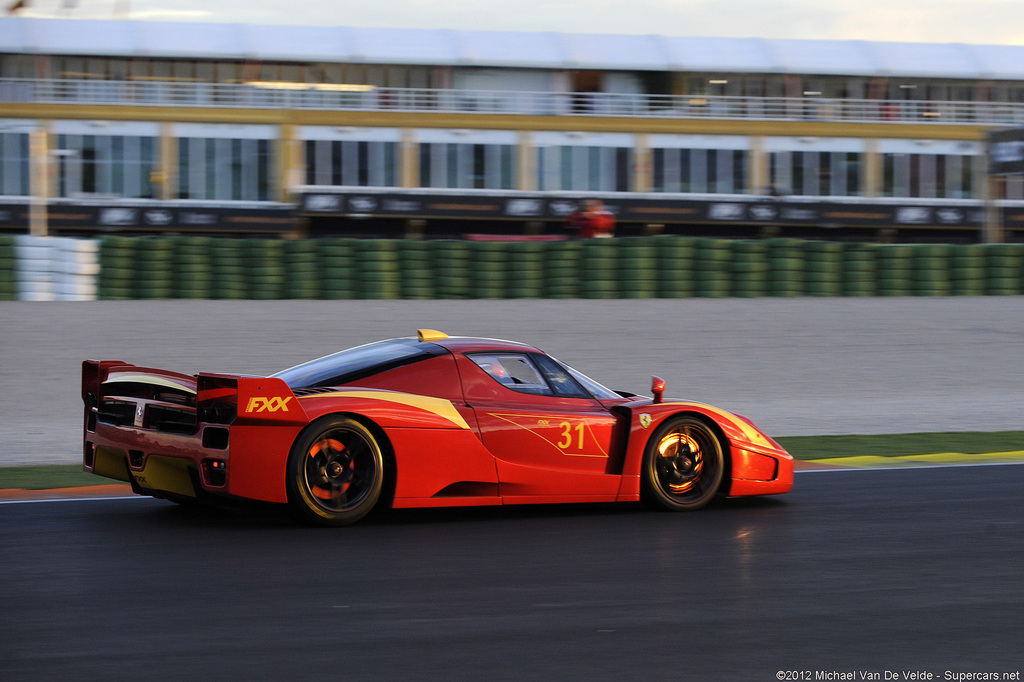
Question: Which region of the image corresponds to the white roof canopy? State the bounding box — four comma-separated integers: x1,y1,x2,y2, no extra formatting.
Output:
3,17,1024,80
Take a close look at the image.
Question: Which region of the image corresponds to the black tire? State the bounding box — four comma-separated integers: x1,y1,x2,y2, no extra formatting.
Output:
642,415,725,511
286,416,385,526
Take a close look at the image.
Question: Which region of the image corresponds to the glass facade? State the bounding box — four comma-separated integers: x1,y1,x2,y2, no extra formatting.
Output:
55,133,157,199
0,132,29,196
881,153,976,199
419,142,514,190
177,137,271,201
652,148,747,194
770,151,863,197
537,145,631,192
0,125,990,204
305,139,398,188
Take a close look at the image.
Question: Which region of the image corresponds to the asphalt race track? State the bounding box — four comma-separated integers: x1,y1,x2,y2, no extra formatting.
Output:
2,297,1024,465
2,464,1023,680
2,298,1024,678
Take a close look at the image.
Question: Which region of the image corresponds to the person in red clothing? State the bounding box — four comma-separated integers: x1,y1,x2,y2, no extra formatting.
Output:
585,199,615,238
566,203,590,238
568,199,615,238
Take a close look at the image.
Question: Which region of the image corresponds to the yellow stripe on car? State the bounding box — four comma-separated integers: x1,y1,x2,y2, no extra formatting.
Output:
310,390,471,430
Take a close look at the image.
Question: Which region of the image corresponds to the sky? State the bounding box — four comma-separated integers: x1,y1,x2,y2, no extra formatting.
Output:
10,0,1024,45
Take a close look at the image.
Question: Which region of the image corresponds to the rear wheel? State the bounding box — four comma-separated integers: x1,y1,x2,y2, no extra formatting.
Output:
642,415,724,511
286,416,384,526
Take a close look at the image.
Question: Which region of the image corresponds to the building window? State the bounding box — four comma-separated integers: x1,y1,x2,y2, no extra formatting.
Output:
881,153,976,198
0,132,30,196
651,147,745,194
178,137,271,201
770,150,862,197
419,142,514,190
304,139,398,188
55,134,156,199
537,145,631,192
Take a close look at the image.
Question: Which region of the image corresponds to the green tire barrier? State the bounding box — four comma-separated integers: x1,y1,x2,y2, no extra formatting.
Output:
317,238,357,299
506,241,545,299
731,240,768,298
875,244,914,297
842,243,876,297
544,240,582,298
210,237,249,300
471,241,508,299
282,239,320,299
767,238,804,297
581,238,619,299
355,239,401,300
804,241,843,297
431,240,471,299
15,235,1024,301
0,235,15,300
949,244,986,296
398,240,434,299
618,238,658,299
245,239,285,300
134,237,176,300
694,237,731,298
912,244,951,297
653,235,695,298
984,243,1023,295
173,236,213,299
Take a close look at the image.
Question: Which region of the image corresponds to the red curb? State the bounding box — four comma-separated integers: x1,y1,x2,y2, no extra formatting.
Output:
0,484,134,501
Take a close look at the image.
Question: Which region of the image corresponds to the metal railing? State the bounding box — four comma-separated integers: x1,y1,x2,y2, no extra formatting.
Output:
4,78,1024,126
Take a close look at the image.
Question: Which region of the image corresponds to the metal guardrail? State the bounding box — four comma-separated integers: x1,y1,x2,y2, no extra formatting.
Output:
3,78,1024,126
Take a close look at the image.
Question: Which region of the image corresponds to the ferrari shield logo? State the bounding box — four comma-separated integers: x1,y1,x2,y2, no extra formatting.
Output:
639,413,652,429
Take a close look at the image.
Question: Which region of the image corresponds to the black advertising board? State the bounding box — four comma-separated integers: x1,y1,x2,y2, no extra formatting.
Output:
989,128,1024,175
299,191,985,229
41,203,295,233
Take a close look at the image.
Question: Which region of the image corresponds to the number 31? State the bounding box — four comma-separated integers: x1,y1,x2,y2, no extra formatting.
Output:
558,421,585,450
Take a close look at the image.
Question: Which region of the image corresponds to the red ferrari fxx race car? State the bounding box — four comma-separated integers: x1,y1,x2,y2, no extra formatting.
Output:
82,330,792,525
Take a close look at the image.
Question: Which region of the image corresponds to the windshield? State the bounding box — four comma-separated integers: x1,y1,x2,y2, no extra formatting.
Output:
553,357,622,400
272,339,446,389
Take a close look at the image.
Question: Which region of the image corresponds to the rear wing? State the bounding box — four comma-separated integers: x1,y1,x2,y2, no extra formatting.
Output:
198,373,309,426
82,360,308,433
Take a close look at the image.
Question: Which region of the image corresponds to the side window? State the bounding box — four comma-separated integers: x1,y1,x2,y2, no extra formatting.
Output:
532,353,591,398
470,353,551,395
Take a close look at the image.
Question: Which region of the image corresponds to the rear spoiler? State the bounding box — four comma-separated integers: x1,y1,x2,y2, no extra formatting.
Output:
82,360,193,405
82,360,308,428
197,373,309,425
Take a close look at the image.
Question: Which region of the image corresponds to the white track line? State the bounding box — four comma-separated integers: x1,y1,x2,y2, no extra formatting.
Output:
796,459,1024,473
4,460,1024,505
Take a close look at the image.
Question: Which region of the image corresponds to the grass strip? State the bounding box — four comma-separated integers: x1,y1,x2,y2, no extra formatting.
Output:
0,465,111,490
2,431,1024,490
776,431,1024,460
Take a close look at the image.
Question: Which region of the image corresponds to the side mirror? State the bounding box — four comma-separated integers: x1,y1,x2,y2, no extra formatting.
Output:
651,376,665,404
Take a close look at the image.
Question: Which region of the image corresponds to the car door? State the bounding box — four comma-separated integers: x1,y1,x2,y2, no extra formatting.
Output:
457,352,622,500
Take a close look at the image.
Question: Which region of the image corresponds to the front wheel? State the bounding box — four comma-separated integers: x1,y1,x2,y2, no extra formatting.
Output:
286,416,385,526
642,416,725,511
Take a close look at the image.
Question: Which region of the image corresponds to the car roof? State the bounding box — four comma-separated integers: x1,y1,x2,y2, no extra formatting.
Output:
425,335,542,355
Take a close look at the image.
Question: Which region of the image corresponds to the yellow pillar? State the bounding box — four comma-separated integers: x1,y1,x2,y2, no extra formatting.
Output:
518,130,535,191
864,138,881,198
400,128,418,188
277,123,304,202
632,133,650,193
28,128,50,236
